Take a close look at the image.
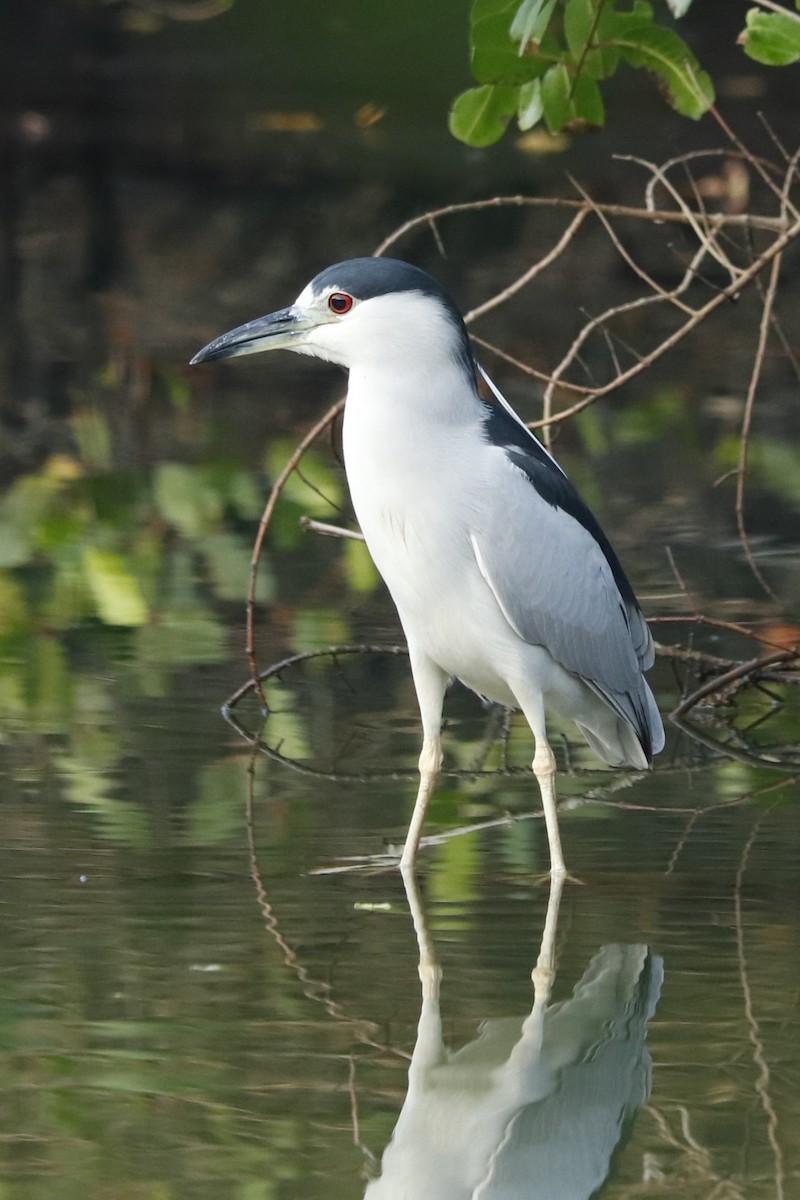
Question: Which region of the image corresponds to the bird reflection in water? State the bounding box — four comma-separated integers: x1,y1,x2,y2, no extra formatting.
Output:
365,869,663,1200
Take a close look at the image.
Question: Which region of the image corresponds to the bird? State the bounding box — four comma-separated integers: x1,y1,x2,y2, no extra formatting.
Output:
191,257,664,876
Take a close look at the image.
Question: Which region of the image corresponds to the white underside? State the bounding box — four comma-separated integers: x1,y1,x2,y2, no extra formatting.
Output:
342,358,650,770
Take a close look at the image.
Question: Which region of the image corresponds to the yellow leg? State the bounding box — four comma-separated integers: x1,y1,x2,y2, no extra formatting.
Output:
400,645,448,871
400,734,442,870
533,736,566,878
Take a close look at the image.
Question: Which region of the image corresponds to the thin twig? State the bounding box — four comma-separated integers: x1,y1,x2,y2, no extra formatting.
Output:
733,151,800,601
463,208,589,323
373,195,787,259
300,516,365,541
536,208,800,431
734,245,781,602
671,649,799,718
245,398,345,705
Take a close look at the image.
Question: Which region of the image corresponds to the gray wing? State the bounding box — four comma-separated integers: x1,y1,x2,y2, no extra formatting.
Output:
472,443,661,756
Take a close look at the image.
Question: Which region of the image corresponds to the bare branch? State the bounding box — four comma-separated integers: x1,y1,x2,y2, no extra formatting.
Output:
463,208,590,323
245,398,345,705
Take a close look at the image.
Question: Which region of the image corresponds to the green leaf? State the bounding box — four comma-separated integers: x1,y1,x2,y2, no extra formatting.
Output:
540,62,604,132
741,10,800,66
70,409,113,472
615,23,714,118
599,0,654,33
540,63,573,131
510,0,558,50
749,438,800,511
564,0,596,59
449,83,519,146
572,71,605,125
471,0,536,83
0,473,64,567
564,0,620,78
82,547,149,626
517,78,544,129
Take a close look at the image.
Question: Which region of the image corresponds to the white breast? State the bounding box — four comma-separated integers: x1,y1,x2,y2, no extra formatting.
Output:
341,363,528,703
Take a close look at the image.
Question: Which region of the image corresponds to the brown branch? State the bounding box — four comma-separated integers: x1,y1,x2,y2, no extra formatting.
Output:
623,152,744,281
463,208,590,324
244,746,410,1062
470,334,592,394
534,207,800,431
733,151,800,602
245,398,345,706
734,246,782,602
373,195,787,259
671,648,799,718
708,104,800,222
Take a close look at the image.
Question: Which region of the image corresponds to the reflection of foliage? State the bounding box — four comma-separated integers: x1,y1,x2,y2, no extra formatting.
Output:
0,398,384,848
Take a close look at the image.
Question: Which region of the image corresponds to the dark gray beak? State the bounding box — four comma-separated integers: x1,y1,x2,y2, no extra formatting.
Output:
190,305,318,365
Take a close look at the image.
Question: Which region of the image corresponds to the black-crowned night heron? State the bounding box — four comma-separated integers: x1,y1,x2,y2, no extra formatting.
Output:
192,258,664,876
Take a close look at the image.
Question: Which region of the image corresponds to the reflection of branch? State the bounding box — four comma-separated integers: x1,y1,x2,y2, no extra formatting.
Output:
637,1104,747,1200
243,746,409,1063
672,713,800,771
222,639,799,878
664,774,798,875
734,810,785,1200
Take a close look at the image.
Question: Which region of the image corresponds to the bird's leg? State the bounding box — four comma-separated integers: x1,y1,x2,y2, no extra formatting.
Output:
400,648,447,871
532,737,565,878
400,733,443,870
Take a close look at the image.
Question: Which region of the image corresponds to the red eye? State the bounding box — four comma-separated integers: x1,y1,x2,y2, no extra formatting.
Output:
328,292,353,315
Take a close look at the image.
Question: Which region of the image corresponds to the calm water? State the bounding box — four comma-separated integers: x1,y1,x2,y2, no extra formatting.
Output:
3,3,800,1197
3,533,799,1198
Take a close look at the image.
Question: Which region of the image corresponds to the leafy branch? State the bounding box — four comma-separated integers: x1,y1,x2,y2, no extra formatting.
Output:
450,0,800,147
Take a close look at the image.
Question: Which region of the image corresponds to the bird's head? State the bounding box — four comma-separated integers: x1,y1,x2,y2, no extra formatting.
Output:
191,257,473,376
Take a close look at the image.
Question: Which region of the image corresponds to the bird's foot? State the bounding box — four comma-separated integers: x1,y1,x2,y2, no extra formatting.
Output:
308,849,406,876
533,868,585,886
